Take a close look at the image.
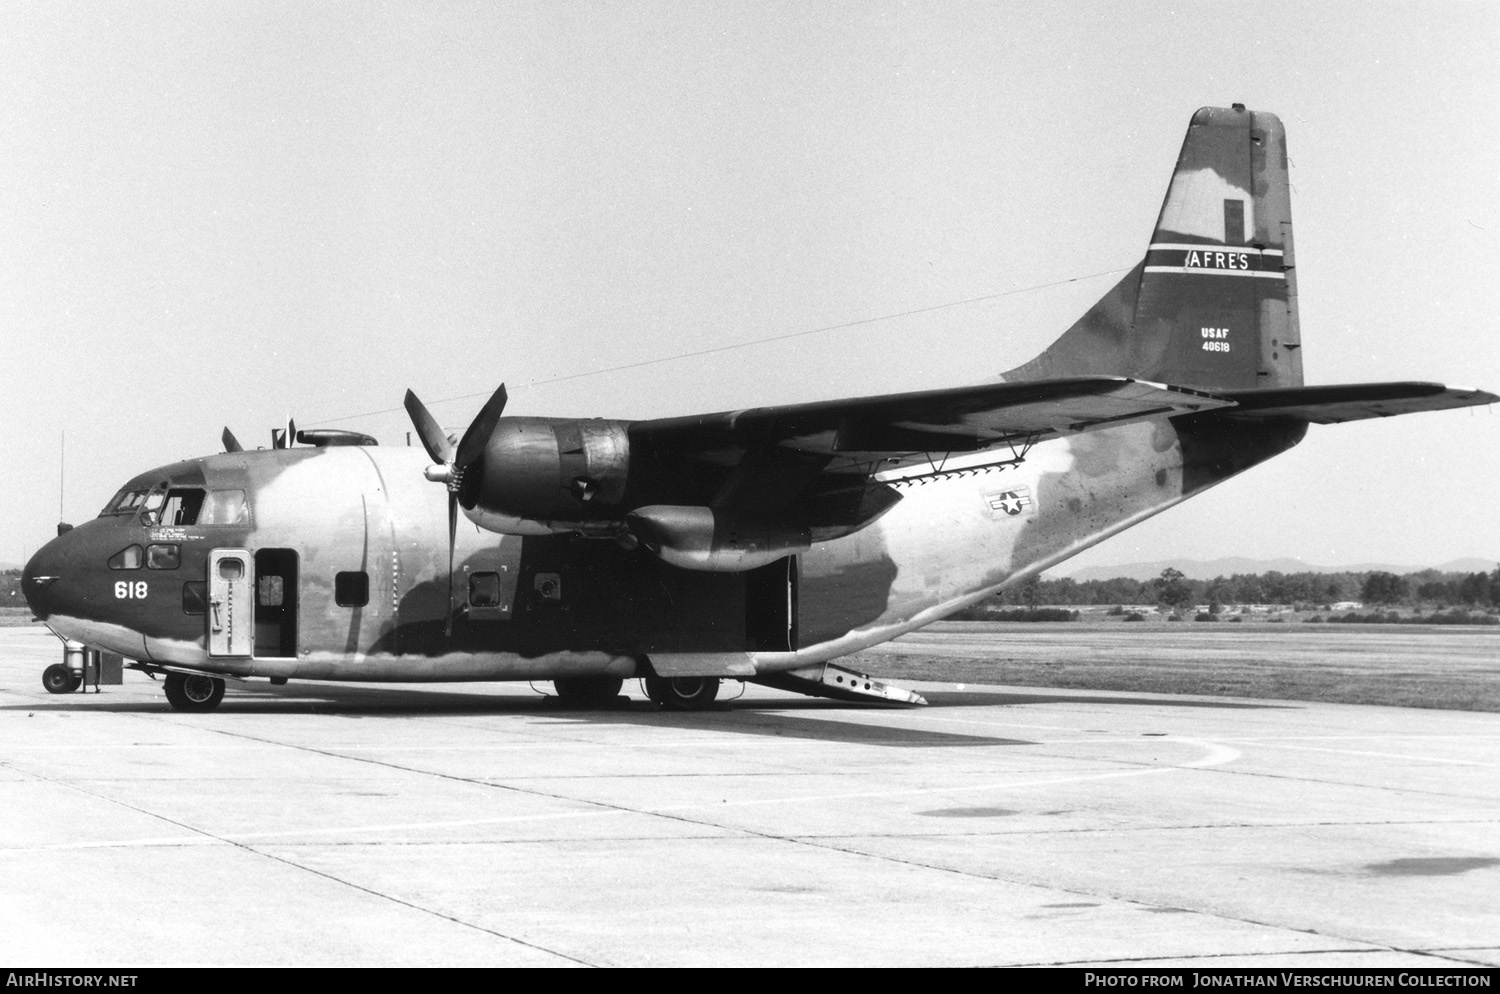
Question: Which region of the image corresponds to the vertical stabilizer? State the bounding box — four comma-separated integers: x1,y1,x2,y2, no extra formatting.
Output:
1003,106,1303,392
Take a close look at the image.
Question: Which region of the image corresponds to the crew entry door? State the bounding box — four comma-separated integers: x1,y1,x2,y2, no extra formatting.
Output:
208,549,253,657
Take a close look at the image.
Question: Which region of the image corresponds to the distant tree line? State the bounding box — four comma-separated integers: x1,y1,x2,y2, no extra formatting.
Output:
996,567,1500,610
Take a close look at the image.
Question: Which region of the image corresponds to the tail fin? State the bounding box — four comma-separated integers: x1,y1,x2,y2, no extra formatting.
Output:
1004,106,1302,392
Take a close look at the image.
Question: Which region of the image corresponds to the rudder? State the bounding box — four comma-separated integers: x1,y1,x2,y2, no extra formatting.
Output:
1003,106,1303,392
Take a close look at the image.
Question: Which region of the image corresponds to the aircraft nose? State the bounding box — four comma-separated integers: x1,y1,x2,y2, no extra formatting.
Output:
22,531,74,620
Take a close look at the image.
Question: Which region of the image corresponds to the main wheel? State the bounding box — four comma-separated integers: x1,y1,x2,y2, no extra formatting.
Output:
164,673,225,712
644,675,721,711
42,663,80,695
552,676,625,707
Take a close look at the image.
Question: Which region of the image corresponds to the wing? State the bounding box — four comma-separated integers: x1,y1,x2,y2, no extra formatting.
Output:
634,376,1232,466
628,376,1234,534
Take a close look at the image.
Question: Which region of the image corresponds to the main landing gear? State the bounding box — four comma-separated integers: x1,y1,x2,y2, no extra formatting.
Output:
643,675,721,711
552,676,625,707
550,674,720,710
552,671,726,710
164,672,226,712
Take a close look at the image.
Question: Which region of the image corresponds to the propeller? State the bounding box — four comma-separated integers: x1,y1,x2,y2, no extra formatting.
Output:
272,418,297,449
404,385,508,636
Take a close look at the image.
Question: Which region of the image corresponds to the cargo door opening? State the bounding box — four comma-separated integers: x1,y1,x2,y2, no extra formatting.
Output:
253,548,298,658
745,556,797,652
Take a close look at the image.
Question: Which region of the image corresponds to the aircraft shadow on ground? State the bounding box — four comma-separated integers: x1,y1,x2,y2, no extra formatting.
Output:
5,689,1027,747
6,680,1287,747
532,705,1035,748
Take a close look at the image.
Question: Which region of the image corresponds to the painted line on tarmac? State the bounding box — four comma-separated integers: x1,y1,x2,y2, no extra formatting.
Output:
646,737,1243,809
1213,738,1498,767
0,736,1241,854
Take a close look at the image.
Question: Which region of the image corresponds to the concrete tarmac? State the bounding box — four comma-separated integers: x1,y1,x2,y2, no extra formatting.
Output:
2,625,1497,968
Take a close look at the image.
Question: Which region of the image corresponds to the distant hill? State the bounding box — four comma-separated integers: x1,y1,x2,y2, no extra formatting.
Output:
1051,556,1499,582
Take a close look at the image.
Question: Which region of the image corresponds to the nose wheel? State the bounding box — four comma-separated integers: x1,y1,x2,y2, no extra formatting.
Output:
643,675,721,711
164,673,226,712
42,663,81,695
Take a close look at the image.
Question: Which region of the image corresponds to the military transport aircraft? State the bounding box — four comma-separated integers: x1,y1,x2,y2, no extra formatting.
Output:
21,106,1496,712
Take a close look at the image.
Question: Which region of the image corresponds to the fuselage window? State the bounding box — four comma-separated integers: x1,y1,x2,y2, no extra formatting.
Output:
200,490,249,525
147,544,181,570
335,571,369,607
108,545,144,570
182,581,207,615
469,571,502,608
153,489,205,526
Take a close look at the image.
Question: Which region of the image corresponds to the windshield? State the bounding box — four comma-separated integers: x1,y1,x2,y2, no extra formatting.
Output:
98,485,250,525
100,488,152,517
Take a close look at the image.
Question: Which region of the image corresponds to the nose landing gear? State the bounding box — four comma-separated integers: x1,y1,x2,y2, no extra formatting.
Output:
42,663,81,695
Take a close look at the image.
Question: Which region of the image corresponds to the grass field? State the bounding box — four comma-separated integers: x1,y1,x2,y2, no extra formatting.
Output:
0,607,35,627
848,620,1500,712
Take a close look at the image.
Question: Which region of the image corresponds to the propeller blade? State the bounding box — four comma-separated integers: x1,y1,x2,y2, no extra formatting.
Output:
455,383,508,469
446,492,458,638
404,389,455,465
222,428,243,453
404,383,505,638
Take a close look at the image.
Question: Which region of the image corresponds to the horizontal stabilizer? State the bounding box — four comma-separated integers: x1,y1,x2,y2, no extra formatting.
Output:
1215,382,1497,424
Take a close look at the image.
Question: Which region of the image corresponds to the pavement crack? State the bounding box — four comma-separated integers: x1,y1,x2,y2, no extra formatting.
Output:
0,759,598,966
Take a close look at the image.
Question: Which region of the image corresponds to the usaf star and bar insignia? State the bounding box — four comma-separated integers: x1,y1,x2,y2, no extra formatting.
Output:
985,486,1033,517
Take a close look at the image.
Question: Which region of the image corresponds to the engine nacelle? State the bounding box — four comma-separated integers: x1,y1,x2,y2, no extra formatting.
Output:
626,505,810,572
459,418,630,528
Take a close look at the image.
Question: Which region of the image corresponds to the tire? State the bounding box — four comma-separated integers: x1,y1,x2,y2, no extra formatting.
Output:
164,672,225,712
42,664,80,695
552,676,625,707
643,675,721,711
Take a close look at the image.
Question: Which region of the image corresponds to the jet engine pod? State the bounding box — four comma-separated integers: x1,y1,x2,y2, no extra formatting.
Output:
627,505,810,572
458,418,631,530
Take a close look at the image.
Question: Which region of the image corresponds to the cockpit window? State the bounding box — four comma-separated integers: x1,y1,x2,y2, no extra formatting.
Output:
100,485,249,525
153,489,206,526
200,490,249,525
108,545,144,570
102,489,150,517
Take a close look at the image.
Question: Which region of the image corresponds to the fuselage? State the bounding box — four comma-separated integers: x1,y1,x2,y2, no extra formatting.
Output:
22,415,1303,683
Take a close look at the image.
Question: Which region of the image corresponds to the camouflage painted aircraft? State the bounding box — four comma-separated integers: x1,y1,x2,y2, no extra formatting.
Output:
22,105,1496,712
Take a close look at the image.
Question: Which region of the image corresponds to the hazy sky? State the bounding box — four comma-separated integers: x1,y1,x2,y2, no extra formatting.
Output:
3,1,1497,572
